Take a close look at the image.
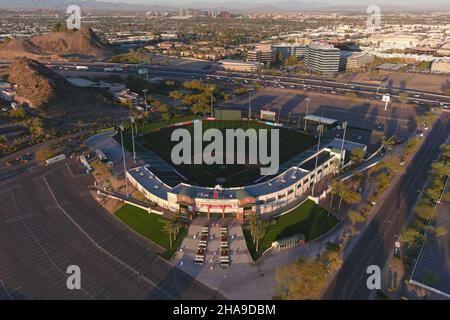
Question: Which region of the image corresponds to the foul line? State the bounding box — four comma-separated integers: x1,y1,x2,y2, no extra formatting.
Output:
43,176,176,300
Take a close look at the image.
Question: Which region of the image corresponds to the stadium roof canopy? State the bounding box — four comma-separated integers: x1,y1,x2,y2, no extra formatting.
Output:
304,115,338,126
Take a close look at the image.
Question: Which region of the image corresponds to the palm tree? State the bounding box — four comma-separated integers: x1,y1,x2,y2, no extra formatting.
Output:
254,221,265,253
162,222,174,247
381,136,395,154
247,212,258,242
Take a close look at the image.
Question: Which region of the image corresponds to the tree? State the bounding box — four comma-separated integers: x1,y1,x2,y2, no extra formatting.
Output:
347,92,359,104
162,222,175,247
35,147,54,164
415,201,435,220
9,106,26,119
52,20,66,32
399,92,408,108
254,221,265,253
350,147,366,164
275,245,342,300
434,226,447,237
381,155,405,176
284,56,298,66
439,144,450,160
169,90,183,100
400,227,423,245
431,161,450,179
162,112,171,121
348,210,366,225
425,186,442,202
275,257,328,300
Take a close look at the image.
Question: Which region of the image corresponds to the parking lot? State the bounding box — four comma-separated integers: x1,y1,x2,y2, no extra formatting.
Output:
0,160,223,300
228,87,419,137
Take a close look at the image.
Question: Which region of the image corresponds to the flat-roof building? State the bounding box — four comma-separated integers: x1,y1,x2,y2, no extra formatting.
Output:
248,44,275,66
218,59,262,72
272,44,308,60
305,44,341,75
340,52,374,71
431,60,450,74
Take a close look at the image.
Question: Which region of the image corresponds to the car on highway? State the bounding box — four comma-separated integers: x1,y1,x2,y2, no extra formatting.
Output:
5,158,21,166
17,152,34,163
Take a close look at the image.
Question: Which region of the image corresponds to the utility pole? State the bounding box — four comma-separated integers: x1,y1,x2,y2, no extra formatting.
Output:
130,116,136,162
304,97,311,133
311,124,323,197
119,125,129,197
339,121,348,168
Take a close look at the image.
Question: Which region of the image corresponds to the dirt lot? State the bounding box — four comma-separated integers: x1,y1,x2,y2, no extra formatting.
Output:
348,71,450,94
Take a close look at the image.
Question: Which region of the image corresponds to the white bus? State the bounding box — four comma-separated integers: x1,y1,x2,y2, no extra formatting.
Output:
45,154,66,166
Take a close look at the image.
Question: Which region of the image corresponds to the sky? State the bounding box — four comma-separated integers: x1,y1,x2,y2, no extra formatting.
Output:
101,0,446,6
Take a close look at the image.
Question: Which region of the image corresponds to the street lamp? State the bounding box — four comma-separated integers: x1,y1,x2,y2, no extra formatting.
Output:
304,97,311,133
119,125,129,197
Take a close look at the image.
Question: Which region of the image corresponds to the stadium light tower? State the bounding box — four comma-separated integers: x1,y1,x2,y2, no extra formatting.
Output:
119,125,129,197
210,86,214,117
311,124,323,196
304,97,311,132
130,116,136,162
339,121,348,168
248,88,254,120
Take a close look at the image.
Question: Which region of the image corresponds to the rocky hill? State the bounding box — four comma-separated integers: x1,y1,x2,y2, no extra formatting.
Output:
9,57,71,108
8,57,126,123
0,25,112,61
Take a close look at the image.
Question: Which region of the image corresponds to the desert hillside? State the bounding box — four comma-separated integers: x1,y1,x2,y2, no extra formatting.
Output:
8,57,127,123
0,25,112,61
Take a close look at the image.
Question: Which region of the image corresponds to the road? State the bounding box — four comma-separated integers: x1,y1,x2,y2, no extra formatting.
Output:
322,112,449,300
0,160,224,300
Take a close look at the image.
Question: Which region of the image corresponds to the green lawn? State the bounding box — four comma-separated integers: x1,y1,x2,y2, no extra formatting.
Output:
115,204,185,259
244,200,338,260
139,120,316,187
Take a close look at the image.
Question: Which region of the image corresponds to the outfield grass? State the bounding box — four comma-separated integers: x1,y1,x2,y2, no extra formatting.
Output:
140,120,316,187
115,204,185,259
244,200,338,260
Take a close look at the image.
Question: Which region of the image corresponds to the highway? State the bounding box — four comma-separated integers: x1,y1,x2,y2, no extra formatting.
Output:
322,112,449,300
1,59,450,107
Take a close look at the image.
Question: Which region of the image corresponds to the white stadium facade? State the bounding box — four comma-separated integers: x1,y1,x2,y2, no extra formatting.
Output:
126,137,366,223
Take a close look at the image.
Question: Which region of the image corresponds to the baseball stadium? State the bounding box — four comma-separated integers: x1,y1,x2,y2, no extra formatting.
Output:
125,110,367,223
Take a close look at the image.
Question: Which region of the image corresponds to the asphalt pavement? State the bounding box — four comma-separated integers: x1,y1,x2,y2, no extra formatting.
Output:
0,160,224,300
322,112,449,300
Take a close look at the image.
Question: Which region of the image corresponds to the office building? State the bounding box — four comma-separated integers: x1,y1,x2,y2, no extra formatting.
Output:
305,44,341,75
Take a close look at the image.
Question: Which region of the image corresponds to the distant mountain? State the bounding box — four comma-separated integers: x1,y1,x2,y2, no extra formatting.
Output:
0,0,157,11
0,0,448,12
